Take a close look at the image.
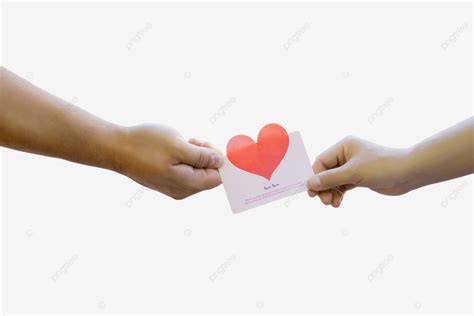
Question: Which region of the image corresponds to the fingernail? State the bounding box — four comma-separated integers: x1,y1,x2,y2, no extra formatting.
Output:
210,155,217,167
210,154,223,168
307,175,321,190
193,138,204,146
214,154,223,168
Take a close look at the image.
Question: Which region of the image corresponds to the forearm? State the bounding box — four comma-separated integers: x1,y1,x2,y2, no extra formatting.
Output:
0,66,122,171
405,117,473,190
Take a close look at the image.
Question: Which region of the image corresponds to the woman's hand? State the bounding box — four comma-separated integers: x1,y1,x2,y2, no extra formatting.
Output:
308,117,473,208
307,136,413,207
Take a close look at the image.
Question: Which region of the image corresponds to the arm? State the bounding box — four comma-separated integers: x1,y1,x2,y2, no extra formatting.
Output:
0,66,223,199
407,117,473,189
306,117,473,207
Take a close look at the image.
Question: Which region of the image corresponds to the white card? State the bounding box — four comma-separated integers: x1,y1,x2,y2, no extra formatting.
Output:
219,130,313,213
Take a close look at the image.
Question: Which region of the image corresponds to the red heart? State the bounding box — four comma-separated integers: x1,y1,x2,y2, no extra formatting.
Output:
227,123,289,180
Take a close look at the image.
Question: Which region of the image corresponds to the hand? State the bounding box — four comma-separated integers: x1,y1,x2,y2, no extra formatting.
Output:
0,68,223,200
2,67,470,203
307,136,412,207
113,124,223,199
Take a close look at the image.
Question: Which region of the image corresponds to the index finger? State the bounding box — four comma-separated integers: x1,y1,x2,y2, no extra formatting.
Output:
312,139,348,173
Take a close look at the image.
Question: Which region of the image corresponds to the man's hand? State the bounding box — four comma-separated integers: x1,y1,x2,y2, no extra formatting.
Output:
0,67,223,200
114,124,223,199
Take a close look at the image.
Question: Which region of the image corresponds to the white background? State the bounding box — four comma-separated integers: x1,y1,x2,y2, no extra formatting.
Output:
1,1,472,313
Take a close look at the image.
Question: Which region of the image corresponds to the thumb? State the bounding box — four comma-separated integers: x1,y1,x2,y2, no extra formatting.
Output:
307,165,354,191
178,142,224,169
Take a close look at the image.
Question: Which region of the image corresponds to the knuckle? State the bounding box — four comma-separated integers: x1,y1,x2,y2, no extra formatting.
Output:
168,187,188,200
196,151,210,167
342,135,358,145
170,192,186,200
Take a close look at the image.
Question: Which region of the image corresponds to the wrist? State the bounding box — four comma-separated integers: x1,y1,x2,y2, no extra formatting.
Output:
99,123,130,174
399,145,426,192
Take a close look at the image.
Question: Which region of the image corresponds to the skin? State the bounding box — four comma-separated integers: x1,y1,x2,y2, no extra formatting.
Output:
0,66,223,200
1,67,472,204
307,117,474,207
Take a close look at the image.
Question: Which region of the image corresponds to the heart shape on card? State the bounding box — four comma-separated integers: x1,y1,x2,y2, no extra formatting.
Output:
227,123,289,180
